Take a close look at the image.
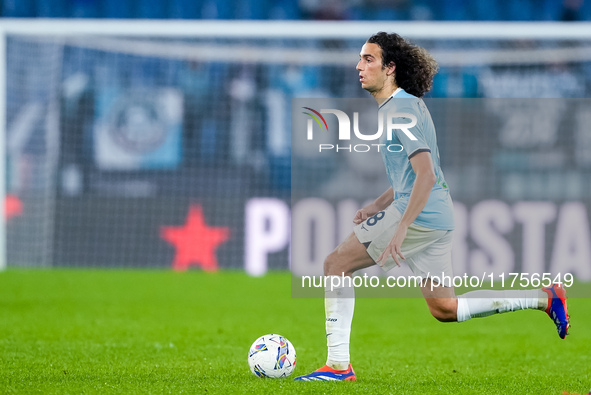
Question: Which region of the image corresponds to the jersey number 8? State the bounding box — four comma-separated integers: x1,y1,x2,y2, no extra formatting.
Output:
367,211,385,226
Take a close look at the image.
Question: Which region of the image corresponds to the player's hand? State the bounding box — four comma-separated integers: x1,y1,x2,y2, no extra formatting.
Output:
377,225,408,267
353,204,379,224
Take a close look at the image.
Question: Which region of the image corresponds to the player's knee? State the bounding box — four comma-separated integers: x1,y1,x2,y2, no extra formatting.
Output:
323,251,337,276
324,251,351,277
427,299,457,322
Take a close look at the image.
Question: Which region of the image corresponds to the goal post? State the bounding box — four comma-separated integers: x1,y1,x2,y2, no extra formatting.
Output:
0,19,590,272
0,28,6,271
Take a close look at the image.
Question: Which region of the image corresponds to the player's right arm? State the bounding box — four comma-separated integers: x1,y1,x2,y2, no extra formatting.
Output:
353,187,394,224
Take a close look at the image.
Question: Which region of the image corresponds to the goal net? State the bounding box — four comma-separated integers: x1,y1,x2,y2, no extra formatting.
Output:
1,20,590,279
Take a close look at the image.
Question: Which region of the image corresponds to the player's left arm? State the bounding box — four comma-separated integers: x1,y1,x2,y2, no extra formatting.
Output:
377,151,436,266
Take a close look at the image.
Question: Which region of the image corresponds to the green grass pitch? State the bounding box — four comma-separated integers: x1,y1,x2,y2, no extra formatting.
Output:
1,269,589,394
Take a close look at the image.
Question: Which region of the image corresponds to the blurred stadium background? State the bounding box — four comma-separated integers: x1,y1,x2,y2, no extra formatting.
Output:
1,0,591,20
0,1,590,282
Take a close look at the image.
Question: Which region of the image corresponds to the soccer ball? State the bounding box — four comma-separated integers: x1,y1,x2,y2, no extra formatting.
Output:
247,334,297,378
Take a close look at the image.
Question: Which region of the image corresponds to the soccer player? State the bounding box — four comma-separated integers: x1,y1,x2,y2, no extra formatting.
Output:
294,32,570,382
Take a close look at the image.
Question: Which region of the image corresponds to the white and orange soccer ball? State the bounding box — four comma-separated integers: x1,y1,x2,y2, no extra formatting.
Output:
247,334,297,378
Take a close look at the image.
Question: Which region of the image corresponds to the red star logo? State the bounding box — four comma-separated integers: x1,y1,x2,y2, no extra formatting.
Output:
160,204,230,272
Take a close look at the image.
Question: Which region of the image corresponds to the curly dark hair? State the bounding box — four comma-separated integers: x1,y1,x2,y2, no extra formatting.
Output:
367,32,438,97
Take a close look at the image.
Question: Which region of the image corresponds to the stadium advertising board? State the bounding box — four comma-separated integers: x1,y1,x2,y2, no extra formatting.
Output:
7,195,587,289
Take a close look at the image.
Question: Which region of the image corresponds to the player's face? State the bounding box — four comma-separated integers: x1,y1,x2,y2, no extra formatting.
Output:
356,42,394,95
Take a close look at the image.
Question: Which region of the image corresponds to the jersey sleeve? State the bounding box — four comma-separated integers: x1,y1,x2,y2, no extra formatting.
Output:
390,101,430,159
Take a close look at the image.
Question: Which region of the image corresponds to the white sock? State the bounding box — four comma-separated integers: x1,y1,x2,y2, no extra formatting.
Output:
325,275,354,370
456,289,547,322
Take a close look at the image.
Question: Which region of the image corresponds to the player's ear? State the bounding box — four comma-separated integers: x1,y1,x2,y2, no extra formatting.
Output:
386,61,396,76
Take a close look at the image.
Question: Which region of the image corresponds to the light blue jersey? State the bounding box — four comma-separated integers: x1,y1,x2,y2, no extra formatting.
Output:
378,88,454,230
